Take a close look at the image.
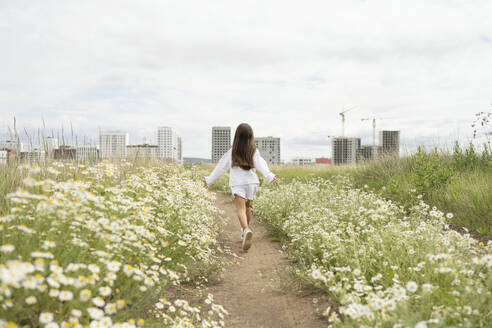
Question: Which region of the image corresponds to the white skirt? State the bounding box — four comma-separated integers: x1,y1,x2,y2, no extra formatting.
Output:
231,183,259,200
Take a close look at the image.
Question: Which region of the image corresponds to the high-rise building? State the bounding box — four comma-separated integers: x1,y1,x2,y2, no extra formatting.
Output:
99,131,129,158
332,137,361,165
76,145,100,162
212,127,231,163
379,130,400,156
127,144,158,159
156,127,179,161
357,145,381,162
254,137,281,164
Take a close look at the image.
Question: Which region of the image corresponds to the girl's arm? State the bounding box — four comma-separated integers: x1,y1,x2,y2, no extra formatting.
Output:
204,149,231,187
254,150,277,183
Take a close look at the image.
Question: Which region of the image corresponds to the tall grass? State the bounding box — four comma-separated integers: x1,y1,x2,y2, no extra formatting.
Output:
429,170,492,235
0,162,24,214
351,143,492,237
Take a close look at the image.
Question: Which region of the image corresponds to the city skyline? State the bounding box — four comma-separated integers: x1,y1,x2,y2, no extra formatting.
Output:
1,1,491,159
0,119,487,162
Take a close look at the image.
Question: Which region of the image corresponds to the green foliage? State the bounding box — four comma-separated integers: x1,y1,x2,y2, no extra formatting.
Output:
451,142,492,171
410,147,454,196
429,170,492,235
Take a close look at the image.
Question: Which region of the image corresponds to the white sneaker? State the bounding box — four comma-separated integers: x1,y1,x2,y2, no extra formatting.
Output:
240,227,244,239
242,228,253,251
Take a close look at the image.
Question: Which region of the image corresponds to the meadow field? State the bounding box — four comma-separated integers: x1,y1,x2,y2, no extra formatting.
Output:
0,161,227,328
1,143,491,327
210,144,492,327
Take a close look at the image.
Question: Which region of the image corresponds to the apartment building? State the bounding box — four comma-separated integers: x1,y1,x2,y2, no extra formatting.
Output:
254,136,281,164
379,130,400,156
76,145,100,162
156,127,180,161
212,127,231,163
357,145,381,162
332,137,361,165
99,131,129,158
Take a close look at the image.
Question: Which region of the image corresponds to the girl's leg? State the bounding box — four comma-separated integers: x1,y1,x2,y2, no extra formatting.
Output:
245,200,252,226
234,195,248,230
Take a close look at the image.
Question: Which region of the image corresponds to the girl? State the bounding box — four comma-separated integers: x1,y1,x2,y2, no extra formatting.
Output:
204,123,278,251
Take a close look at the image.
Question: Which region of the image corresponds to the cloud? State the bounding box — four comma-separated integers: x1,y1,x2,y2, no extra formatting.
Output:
1,0,491,159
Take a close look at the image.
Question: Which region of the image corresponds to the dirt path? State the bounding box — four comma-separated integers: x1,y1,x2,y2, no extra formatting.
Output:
208,193,325,328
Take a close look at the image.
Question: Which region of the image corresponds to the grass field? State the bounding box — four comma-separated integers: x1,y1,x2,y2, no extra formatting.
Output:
1,143,490,327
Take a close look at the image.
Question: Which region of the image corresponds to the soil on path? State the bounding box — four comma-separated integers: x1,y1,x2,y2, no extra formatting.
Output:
207,193,326,328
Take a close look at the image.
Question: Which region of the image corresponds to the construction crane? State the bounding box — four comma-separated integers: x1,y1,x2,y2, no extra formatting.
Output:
361,117,397,146
339,107,355,137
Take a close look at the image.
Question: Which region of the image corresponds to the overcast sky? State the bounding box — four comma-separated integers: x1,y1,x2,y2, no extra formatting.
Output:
1,0,491,159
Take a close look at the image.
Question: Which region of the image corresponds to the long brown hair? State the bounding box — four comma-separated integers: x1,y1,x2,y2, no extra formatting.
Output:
232,123,256,170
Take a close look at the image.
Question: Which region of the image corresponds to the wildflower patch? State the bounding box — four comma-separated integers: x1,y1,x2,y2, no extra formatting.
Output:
254,177,492,327
0,163,226,327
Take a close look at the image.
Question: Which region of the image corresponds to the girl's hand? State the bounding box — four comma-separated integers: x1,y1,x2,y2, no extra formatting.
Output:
270,175,278,185
203,179,208,188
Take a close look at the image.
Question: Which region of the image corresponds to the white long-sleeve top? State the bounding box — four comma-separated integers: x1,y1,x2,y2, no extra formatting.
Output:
205,148,275,187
